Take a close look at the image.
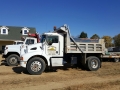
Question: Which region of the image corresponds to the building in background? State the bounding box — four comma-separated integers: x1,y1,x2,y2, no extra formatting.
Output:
0,26,36,53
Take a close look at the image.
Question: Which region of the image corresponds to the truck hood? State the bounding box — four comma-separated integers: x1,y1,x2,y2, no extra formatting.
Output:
4,44,21,54
6,44,21,48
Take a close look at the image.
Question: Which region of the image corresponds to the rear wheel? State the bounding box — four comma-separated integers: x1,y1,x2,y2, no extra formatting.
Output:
6,54,19,66
86,56,100,71
27,57,46,75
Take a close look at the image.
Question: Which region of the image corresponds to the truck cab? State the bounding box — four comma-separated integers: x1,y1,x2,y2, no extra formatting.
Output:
20,37,38,55
20,31,64,75
2,36,38,66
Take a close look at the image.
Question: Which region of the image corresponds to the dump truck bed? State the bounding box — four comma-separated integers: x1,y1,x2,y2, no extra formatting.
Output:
53,25,105,54
66,39,105,54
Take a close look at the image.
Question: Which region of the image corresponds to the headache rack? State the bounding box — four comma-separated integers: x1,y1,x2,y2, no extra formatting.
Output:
53,24,105,54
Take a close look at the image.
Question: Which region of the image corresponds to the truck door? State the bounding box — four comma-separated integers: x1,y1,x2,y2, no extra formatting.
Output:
22,39,35,54
45,35,61,56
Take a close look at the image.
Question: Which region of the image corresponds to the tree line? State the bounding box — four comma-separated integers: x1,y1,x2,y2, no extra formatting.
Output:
77,31,120,48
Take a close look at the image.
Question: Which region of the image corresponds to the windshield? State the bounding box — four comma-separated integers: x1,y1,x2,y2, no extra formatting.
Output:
41,35,46,43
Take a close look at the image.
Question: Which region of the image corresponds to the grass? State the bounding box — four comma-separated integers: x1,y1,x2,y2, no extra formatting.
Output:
53,80,120,90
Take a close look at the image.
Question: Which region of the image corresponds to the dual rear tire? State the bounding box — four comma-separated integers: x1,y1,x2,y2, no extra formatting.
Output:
86,56,101,71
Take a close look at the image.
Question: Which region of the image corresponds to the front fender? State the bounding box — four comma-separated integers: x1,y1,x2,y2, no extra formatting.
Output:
5,45,21,55
21,51,50,66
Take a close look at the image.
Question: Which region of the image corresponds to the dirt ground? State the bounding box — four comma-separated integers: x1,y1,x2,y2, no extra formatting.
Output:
0,55,120,90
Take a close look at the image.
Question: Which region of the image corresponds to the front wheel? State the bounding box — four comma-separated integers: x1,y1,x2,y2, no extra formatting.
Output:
6,54,19,66
86,56,100,71
27,57,46,75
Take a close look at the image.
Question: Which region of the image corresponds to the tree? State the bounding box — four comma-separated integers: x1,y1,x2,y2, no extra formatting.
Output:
113,34,120,47
111,43,115,47
79,31,88,38
102,36,113,48
90,34,100,39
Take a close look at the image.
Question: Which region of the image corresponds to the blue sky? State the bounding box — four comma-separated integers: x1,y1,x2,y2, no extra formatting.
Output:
0,0,120,38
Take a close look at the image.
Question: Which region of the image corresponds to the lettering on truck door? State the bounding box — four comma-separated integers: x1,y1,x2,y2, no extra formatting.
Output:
46,36,60,56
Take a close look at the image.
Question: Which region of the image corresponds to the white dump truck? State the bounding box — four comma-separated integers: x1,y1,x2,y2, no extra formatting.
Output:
2,32,40,66
20,24,120,75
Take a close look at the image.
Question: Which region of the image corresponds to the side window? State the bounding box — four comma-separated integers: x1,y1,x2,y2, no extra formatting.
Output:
25,39,34,44
30,39,34,44
41,35,46,43
25,39,29,44
17,42,23,44
46,36,58,44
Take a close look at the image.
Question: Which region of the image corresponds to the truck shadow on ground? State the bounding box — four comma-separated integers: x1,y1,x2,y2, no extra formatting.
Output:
12,66,63,75
12,67,29,74
0,60,8,66
12,64,87,75
12,66,59,75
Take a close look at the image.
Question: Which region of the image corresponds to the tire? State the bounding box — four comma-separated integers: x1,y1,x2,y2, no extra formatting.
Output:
114,58,119,62
27,57,46,75
86,56,100,71
6,54,19,66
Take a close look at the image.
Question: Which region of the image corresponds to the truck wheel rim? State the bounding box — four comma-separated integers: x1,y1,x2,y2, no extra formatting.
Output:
31,61,42,72
9,57,17,64
91,59,98,69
